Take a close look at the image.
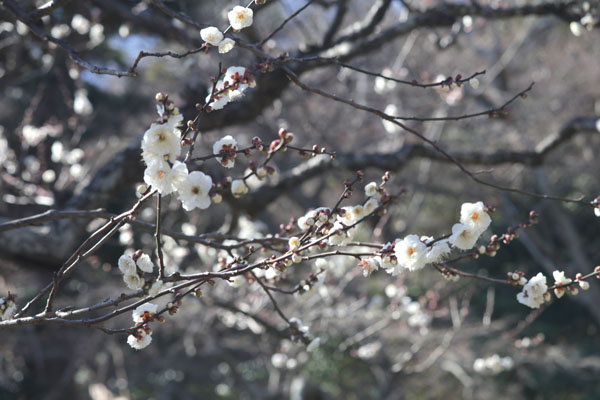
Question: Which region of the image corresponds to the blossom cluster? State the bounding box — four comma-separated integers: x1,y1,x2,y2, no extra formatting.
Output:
357,201,492,278
127,303,158,350
118,251,163,296
199,5,254,53
205,66,256,111
516,269,591,309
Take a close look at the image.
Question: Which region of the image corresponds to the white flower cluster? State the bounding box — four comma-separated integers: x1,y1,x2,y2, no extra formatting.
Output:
360,201,491,277
141,105,215,211
0,296,17,321
198,5,253,53
206,66,256,111
118,253,163,297
473,354,514,375
449,201,492,250
517,269,591,309
516,272,548,309
127,303,158,350
200,27,235,54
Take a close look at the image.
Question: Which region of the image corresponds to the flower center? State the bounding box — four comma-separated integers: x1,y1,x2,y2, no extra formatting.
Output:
192,186,200,195
472,212,479,221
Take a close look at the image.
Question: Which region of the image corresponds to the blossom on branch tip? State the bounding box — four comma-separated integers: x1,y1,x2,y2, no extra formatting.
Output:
365,182,378,197
227,6,253,31
516,273,548,309
175,170,213,211
136,253,154,273
460,201,491,234
200,26,223,46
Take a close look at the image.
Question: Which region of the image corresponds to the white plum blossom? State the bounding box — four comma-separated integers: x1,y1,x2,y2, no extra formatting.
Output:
123,273,144,290
469,78,480,89
206,67,255,109
365,182,378,197
364,198,379,215
136,253,154,273
175,171,213,211
165,113,183,131
517,272,548,309
141,122,181,163
595,207,600,217
424,238,451,263
327,221,350,246
288,236,300,251
118,254,137,275
143,160,188,195
200,26,223,45
449,223,480,250
460,201,491,234
213,135,237,168
359,257,379,277
552,270,572,298
218,38,235,53
149,280,163,297
395,235,427,271
314,258,329,270
227,6,253,31
349,205,365,222
231,179,248,197
206,92,229,110
127,331,152,350
132,303,158,323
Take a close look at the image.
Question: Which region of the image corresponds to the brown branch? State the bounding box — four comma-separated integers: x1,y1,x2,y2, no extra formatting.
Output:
148,0,205,29
258,0,316,46
282,67,592,205
2,0,136,77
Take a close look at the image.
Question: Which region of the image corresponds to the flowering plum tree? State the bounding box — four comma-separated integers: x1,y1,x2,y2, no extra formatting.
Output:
0,0,599,398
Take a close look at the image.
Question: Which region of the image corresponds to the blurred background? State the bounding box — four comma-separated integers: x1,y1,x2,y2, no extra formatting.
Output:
1,0,600,399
